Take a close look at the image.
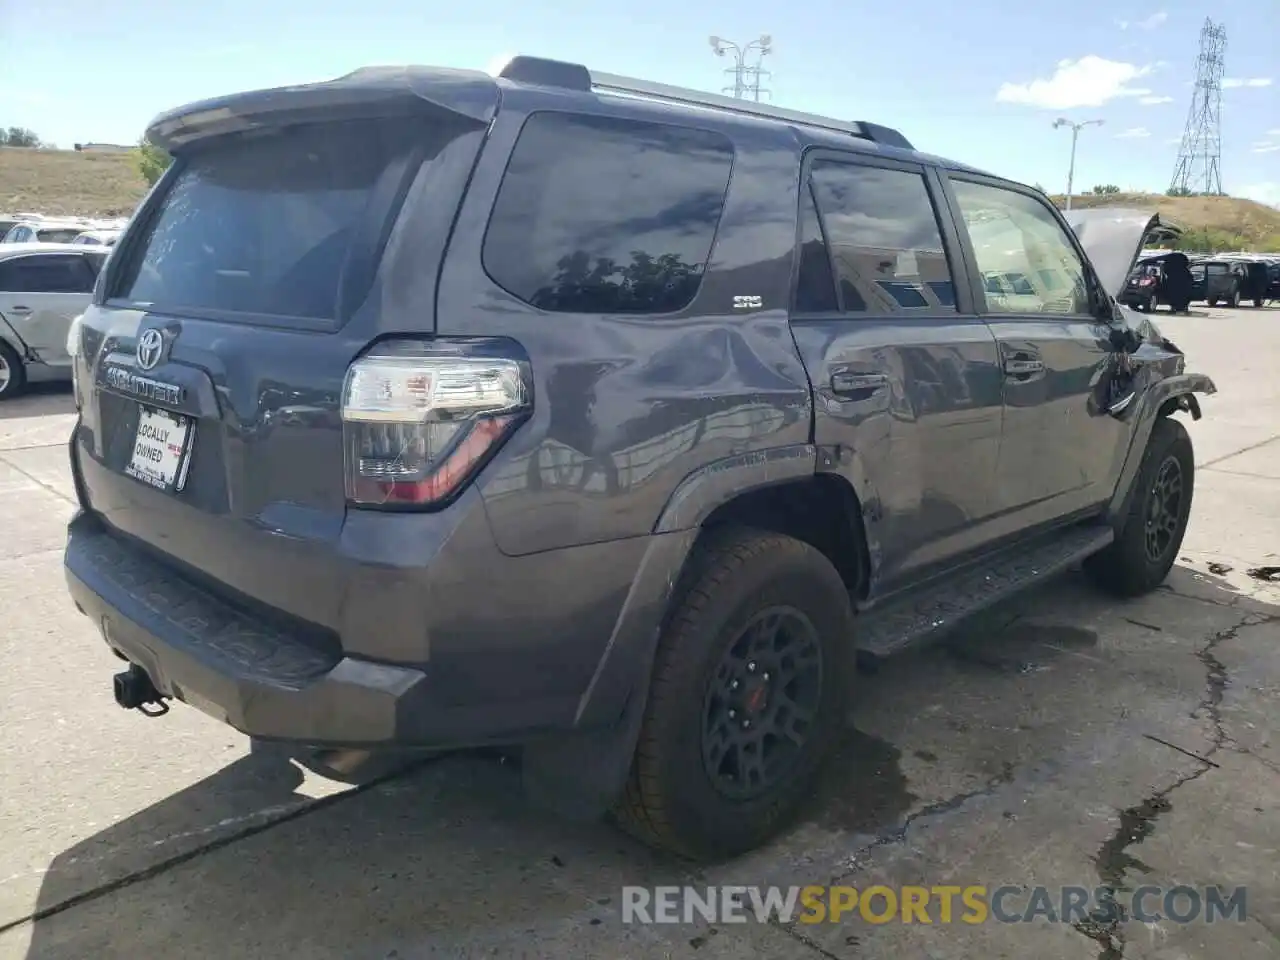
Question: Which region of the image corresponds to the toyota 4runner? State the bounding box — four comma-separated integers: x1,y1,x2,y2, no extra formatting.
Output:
63,56,1216,860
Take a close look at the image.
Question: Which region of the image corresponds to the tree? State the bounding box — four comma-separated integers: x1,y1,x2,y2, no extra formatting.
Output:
1166,185,1193,197
2,127,41,147
1089,184,1120,195
134,138,171,187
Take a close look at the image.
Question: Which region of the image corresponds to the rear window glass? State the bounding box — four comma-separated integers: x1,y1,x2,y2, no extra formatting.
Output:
35,228,83,244
483,112,733,315
113,117,432,322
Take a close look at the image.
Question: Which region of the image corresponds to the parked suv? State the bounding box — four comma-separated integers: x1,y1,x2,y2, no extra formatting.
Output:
63,57,1215,860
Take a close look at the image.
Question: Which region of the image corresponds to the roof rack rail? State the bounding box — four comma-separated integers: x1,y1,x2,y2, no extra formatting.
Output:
496,55,913,151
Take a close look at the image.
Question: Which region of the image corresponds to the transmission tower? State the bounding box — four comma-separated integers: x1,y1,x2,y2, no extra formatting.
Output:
708,35,773,101
1169,18,1226,195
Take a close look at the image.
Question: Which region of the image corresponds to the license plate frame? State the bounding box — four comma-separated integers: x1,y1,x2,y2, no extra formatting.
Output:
123,404,195,493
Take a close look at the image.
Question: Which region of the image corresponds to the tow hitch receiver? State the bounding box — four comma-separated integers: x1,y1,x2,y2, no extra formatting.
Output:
112,665,169,716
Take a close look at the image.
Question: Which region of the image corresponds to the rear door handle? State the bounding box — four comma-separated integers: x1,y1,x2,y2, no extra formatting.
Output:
1003,358,1044,376
8,305,31,314
830,371,889,396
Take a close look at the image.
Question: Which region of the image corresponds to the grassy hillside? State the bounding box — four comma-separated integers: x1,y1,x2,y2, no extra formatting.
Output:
1049,192,1280,253
0,147,148,218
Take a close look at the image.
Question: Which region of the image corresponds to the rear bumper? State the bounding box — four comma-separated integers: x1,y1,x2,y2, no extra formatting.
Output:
64,506,660,748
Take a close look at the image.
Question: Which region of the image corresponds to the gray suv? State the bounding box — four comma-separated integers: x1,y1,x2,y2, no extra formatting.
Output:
63,56,1215,860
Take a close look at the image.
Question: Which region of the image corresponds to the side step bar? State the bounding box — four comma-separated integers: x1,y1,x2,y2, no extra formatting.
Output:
856,525,1115,657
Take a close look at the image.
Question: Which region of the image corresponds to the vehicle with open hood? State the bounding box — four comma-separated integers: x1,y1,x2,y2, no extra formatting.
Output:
62,56,1216,860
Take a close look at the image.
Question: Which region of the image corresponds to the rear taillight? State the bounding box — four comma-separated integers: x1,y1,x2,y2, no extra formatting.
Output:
340,340,531,508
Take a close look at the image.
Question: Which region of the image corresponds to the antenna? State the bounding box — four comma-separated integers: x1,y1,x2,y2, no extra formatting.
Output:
1170,18,1226,196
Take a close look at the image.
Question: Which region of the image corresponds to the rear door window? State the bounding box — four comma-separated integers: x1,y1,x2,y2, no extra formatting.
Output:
482,112,733,315
0,254,97,293
808,160,957,313
112,117,442,324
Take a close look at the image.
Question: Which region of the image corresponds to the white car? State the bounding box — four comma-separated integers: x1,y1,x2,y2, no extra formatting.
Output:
0,243,108,399
2,218,96,245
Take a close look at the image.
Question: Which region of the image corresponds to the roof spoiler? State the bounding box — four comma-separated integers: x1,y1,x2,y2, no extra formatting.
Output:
497,55,914,150
146,66,499,152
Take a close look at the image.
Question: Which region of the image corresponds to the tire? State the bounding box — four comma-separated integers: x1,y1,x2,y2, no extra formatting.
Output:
1085,417,1194,598
0,341,26,401
613,528,854,860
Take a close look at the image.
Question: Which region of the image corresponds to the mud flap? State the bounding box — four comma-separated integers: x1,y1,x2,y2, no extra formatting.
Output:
521,527,700,821
521,682,651,821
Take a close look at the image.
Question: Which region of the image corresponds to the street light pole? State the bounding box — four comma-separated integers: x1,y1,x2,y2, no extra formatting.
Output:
708,34,773,100
1053,118,1105,211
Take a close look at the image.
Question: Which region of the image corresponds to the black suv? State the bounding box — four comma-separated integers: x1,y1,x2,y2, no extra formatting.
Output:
63,57,1216,860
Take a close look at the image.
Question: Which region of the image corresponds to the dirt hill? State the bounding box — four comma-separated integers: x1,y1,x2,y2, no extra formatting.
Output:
0,147,147,218
1049,192,1280,252
3,147,1278,252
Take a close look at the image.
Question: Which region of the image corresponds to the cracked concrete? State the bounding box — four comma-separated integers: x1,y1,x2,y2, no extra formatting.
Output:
1,306,1279,960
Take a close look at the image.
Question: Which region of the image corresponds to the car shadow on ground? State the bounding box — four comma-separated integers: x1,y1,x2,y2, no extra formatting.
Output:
14,562,1279,959
0,384,74,423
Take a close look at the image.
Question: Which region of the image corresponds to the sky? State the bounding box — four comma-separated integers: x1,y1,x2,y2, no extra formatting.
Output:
1,0,1277,206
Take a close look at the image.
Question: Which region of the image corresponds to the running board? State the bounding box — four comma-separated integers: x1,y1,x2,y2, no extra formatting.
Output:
855,525,1114,658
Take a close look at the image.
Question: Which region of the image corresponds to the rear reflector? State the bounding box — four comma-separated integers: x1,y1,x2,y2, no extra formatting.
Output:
341,342,530,508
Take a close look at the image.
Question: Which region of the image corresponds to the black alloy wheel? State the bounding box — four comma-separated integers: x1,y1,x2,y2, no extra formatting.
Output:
1143,455,1184,564
700,606,823,801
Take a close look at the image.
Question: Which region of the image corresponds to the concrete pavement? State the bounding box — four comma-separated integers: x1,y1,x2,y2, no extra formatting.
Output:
1,305,1277,959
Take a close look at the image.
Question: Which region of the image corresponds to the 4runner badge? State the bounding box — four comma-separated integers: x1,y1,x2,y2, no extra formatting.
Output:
733,295,764,310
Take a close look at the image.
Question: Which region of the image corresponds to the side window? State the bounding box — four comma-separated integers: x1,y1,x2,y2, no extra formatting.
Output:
950,179,1090,315
809,160,956,314
793,184,839,312
1,255,96,293
483,112,733,315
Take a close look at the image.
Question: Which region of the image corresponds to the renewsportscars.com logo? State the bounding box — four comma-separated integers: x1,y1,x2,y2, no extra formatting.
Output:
621,885,1248,926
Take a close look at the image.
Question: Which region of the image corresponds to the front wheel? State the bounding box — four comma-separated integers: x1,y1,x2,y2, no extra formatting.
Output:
613,529,853,860
1085,417,1194,597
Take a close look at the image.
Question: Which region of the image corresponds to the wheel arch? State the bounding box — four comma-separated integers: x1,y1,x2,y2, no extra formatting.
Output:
1107,372,1215,524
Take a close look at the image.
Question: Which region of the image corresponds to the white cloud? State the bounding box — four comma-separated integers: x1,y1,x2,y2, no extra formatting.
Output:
996,56,1154,109
1139,95,1174,105
1116,126,1152,138
1222,77,1273,89
1267,128,1280,136
1237,183,1280,208
1165,136,1183,144
1252,142,1280,154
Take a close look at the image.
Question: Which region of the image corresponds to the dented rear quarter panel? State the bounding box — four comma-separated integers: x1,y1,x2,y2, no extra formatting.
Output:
436,86,814,557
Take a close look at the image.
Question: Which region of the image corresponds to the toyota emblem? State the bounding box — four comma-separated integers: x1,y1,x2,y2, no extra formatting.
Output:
136,329,163,371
